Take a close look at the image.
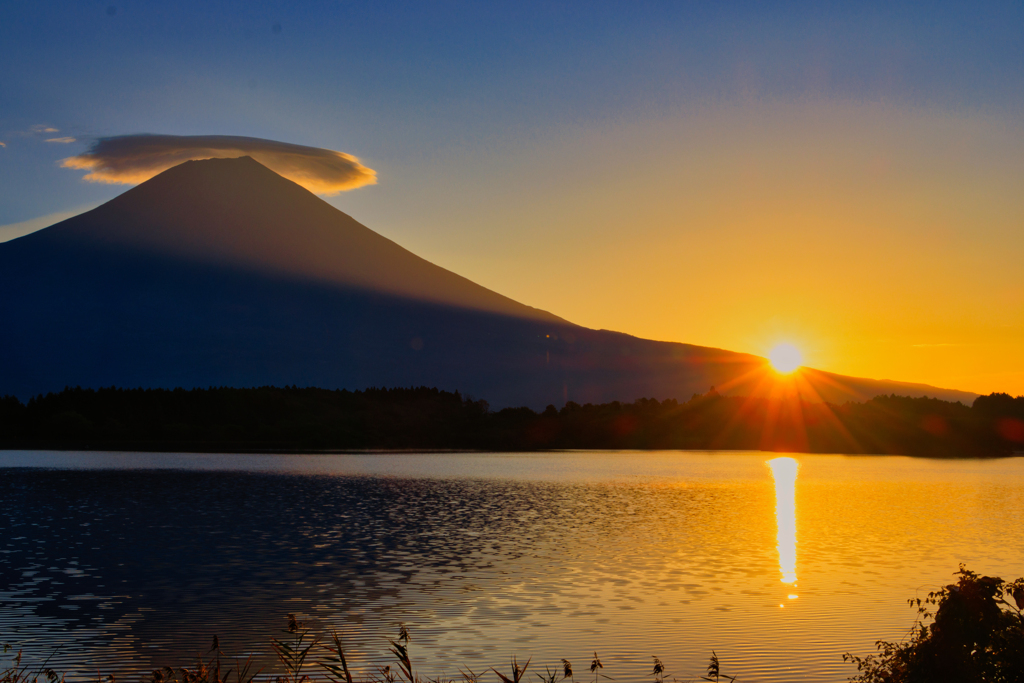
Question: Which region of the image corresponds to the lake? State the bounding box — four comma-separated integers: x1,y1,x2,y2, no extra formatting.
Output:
2,451,1023,683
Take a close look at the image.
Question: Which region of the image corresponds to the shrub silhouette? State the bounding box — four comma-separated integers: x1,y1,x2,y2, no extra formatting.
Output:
845,565,1024,682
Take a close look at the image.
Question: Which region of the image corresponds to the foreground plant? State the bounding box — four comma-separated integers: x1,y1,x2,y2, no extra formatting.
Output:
319,631,354,683
271,615,320,683
0,645,63,683
648,657,665,683
3,616,743,683
699,652,735,683
386,625,414,683
844,565,1024,682
491,657,530,683
151,636,259,683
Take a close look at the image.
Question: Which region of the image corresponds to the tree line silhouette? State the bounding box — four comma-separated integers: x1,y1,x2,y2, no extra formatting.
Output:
0,385,1022,455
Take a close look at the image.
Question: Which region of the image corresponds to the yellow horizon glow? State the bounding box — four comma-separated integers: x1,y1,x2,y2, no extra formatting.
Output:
768,457,798,585
376,99,1024,396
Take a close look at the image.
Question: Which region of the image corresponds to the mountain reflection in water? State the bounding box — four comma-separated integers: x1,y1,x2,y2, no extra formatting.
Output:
2,451,1024,683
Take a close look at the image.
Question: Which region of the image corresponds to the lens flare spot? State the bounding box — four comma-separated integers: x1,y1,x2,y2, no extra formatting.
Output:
769,343,803,373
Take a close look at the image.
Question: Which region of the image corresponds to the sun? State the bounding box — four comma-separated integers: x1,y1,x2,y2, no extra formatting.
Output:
769,343,803,374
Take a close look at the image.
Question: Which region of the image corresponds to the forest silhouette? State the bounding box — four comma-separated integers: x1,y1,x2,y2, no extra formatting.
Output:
1,386,1021,456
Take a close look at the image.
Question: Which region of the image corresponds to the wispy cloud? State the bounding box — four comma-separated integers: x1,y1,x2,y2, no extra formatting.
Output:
10,124,64,141
0,141,6,148
45,136,76,143
61,134,377,195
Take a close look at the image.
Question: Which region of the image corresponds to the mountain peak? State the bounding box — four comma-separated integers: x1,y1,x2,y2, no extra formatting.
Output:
161,154,273,177
33,157,563,323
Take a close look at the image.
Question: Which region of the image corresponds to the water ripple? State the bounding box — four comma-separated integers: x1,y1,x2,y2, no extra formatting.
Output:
1,452,1023,683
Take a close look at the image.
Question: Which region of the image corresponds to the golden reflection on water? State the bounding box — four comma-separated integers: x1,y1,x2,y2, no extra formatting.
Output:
768,456,799,585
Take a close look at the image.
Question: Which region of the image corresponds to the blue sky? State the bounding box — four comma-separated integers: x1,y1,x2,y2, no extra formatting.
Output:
2,1,1023,393
4,1,1021,224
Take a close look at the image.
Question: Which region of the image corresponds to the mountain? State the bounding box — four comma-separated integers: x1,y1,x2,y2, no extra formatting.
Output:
0,157,978,408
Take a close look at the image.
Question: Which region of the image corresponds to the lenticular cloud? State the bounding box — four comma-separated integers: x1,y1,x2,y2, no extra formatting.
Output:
62,134,377,195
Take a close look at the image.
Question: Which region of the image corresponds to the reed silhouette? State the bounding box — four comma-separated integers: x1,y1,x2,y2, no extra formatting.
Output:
0,644,64,683
2,619,740,683
698,653,734,683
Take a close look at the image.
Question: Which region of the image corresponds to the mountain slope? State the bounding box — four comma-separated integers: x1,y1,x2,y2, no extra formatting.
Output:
30,156,561,323
0,157,978,408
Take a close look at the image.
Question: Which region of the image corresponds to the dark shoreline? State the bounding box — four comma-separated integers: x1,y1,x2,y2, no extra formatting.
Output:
2,447,1022,459
2,385,1023,457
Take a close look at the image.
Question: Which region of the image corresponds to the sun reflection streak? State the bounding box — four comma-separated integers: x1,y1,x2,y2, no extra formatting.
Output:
768,457,798,585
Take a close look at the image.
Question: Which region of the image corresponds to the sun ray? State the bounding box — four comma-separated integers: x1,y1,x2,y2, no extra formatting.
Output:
790,372,863,452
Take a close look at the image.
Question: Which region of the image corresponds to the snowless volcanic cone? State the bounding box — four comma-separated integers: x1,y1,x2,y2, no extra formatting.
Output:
0,157,978,407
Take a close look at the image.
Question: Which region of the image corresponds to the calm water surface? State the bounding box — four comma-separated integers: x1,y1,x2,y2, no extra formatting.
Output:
2,451,1023,683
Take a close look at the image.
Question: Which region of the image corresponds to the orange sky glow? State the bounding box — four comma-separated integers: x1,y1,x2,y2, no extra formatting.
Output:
339,100,1024,398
